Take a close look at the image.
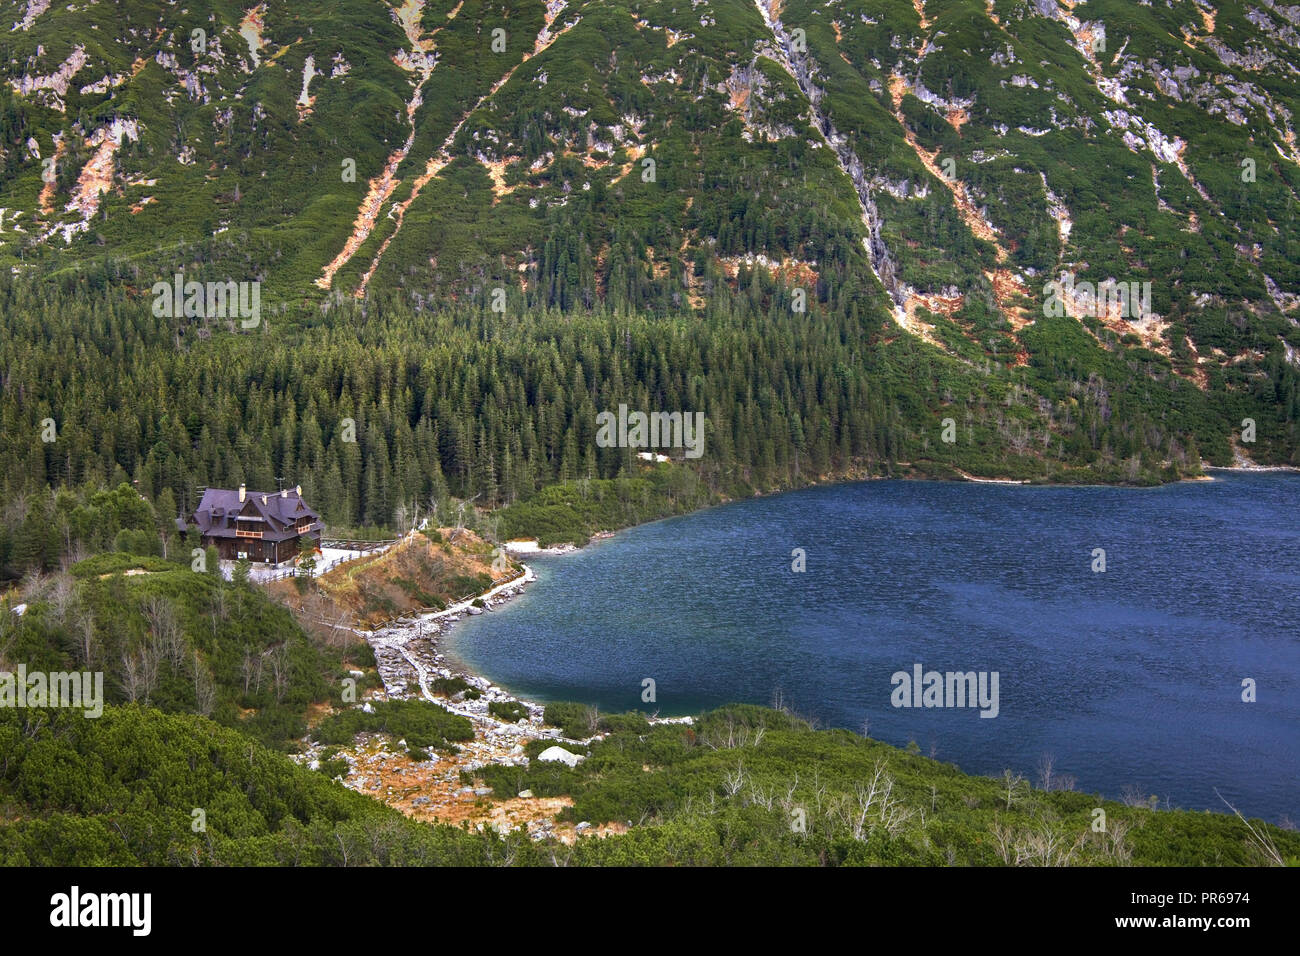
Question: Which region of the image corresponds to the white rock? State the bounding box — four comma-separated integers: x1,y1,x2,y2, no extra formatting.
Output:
537,746,584,767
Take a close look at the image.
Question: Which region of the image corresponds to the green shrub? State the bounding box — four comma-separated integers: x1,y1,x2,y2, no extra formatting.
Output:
488,700,528,723
543,702,599,738
318,757,350,779
69,552,177,578
430,676,472,697
313,700,473,750
542,702,649,738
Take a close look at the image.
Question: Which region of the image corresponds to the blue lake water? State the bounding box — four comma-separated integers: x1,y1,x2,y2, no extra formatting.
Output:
445,473,1300,821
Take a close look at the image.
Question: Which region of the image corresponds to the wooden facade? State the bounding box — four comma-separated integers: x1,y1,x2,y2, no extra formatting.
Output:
185,485,322,566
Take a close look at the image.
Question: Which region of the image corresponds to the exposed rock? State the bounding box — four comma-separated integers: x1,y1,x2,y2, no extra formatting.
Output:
11,44,88,110
537,746,584,767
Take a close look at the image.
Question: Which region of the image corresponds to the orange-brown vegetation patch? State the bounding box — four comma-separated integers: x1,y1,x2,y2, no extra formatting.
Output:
913,0,931,31
481,155,519,199
304,700,333,730
317,142,409,289
896,296,944,348
340,734,626,842
617,142,647,180
719,255,818,288
272,528,515,630
68,126,128,220
1180,336,1211,390
889,74,907,111
38,138,65,214
989,268,1031,330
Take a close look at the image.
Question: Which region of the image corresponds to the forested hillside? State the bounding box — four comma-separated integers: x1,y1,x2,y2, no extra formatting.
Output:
0,540,362,745
1,267,1296,580
0,0,1295,565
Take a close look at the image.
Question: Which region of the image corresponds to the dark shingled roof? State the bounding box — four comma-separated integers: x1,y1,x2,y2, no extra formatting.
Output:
190,487,321,542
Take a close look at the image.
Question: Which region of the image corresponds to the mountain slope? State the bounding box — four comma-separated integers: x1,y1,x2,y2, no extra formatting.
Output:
0,0,1296,520
3,2,1297,332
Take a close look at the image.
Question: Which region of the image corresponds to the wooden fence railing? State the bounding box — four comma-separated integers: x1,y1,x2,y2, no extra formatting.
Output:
321,538,400,551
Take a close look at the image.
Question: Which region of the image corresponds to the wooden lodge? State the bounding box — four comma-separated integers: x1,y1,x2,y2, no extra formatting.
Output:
184,484,322,565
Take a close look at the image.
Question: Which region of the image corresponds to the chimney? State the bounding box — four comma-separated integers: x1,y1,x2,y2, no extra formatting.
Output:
281,488,288,498
295,485,302,496
261,494,268,505
238,484,246,502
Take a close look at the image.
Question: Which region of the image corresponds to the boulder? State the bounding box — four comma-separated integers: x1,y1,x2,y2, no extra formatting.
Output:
537,746,584,768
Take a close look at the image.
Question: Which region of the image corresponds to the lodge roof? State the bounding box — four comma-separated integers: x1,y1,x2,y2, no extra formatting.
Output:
189,485,321,541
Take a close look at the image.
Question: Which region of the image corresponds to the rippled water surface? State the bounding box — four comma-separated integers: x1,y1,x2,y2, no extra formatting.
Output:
445,473,1299,820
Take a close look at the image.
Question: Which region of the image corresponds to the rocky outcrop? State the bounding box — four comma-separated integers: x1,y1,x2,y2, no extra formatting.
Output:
537,746,584,767
750,0,907,308
12,0,50,33
10,44,87,111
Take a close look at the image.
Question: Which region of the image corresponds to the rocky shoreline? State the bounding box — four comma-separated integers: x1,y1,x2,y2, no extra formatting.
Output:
293,550,689,842
1205,463,1300,474
365,565,550,739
